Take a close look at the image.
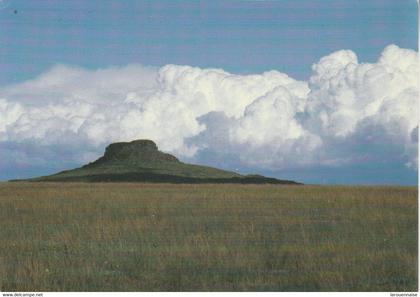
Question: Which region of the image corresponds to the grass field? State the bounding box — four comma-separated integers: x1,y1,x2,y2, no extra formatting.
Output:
0,182,417,291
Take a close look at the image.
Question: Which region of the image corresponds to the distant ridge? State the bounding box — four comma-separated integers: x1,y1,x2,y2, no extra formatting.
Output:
16,139,301,184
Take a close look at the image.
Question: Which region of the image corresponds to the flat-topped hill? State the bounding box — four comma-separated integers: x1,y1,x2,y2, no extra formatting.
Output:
19,140,301,184
92,140,179,165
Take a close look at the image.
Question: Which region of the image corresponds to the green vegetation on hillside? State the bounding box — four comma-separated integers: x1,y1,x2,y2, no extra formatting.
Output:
0,183,416,291
21,140,299,184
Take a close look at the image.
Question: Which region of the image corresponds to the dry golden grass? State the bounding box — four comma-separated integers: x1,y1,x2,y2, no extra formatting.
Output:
0,182,417,291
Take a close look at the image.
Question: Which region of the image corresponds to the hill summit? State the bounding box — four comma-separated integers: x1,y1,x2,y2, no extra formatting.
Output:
91,139,179,165
23,139,300,184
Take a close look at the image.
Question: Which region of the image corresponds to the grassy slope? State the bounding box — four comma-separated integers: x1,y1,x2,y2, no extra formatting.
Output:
29,162,297,184
37,161,243,180
0,183,417,291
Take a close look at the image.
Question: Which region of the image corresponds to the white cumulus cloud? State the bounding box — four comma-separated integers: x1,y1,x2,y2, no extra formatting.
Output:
304,44,418,167
0,44,417,178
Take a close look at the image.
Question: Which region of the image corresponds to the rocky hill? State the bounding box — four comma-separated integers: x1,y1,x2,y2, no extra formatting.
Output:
21,140,301,184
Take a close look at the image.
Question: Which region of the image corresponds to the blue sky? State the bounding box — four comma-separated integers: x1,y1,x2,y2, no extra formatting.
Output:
0,0,418,185
0,0,417,85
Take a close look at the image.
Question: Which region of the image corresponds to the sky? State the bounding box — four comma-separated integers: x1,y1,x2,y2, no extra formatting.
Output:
0,0,418,185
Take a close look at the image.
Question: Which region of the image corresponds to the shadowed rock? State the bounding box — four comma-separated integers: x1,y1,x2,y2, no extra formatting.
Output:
87,139,179,166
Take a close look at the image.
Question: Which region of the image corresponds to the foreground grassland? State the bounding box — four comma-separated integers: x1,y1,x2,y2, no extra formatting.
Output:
0,183,417,291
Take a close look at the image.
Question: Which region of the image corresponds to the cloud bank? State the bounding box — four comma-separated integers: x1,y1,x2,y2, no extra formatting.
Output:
0,45,418,180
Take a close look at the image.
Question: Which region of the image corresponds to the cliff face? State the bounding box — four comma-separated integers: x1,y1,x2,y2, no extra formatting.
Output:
21,139,301,184
89,140,179,166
